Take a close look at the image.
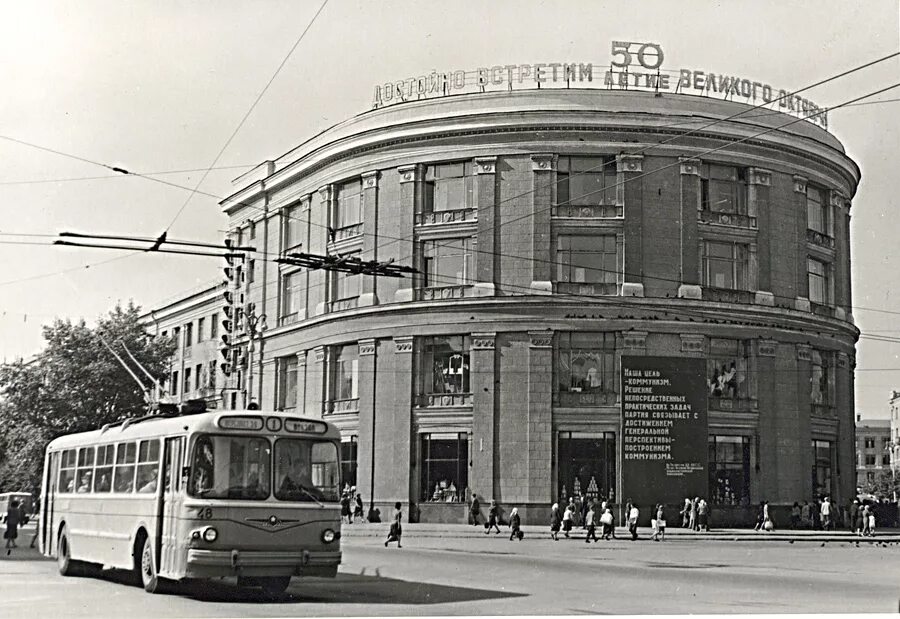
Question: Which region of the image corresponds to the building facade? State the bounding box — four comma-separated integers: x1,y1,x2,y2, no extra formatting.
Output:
855,416,891,491
889,391,900,475
207,89,860,524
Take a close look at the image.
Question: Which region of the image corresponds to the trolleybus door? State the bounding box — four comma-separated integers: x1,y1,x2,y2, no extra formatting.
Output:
157,436,184,576
44,451,59,556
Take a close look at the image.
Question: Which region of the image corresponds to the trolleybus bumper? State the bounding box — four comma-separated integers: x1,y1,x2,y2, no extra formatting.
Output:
186,549,341,578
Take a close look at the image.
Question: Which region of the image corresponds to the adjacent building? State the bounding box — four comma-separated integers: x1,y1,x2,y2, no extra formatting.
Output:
855,415,891,491
145,87,861,524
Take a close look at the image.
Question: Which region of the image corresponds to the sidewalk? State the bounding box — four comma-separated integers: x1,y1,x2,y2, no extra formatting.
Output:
340,521,900,543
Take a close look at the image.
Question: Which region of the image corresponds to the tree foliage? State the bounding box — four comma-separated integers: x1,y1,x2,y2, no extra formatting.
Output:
0,302,174,493
862,468,900,500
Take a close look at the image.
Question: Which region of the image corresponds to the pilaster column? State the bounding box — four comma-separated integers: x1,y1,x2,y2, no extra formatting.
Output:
619,154,644,297
678,158,701,299
356,339,377,514
834,351,854,505
304,346,325,419
260,358,277,410
473,157,497,297
359,171,380,307
312,187,332,317
295,351,308,412
831,191,850,316
471,333,497,500
527,331,553,502
529,155,554,294
749,168,772,296
793,176,810,311
754,339,778,502
394,166,419,303
792,343,813,500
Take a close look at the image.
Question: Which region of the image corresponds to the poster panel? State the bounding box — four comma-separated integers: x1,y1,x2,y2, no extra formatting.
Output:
621,356,707,509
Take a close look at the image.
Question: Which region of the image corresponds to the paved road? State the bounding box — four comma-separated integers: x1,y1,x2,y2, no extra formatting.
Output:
2,524,898,616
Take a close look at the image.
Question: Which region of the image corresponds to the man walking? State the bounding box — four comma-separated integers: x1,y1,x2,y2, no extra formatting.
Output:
470,493,481,526
628,503,639,540
821,496,833,531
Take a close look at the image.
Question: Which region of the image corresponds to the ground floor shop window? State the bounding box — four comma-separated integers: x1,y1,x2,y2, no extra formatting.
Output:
708,435,751,506
557,432,616,503
340,437,357,491
420,433,468,503
812,439,833,499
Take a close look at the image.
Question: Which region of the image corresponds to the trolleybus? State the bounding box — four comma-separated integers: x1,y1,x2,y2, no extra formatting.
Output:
39,404,342,594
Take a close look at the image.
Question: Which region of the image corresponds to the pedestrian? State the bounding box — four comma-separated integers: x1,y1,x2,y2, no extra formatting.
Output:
508,507,522,541
485,500,501,534
628,503,639,540
866,507,876,537
580,496,589,529
340,492,352,524
697,499,709,532
820,496,833,531
384,501,402,548
762,501,774,532
4,499,21,554
562,502,575,538
754,501,766,531
549,502,561,541
680,498,691,528
470,493,481,526
811,499,822,530
573,494,583,528
689,497,698,531
651,503,666,542
584,503,598,543
790,502,801,529
856,502,867,536
600,508,614,540
354,493,364,521
800,500,811,528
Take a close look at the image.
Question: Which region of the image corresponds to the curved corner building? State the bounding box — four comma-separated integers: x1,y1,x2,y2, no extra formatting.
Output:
221,89,859,525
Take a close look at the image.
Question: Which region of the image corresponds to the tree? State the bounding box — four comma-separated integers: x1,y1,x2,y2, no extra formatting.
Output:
0,301,175,493
862,468,900,501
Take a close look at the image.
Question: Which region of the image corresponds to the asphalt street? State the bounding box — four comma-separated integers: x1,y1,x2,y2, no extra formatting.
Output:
1,523,898,616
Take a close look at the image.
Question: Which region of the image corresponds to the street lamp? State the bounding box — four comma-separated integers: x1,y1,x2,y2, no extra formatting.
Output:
243,304,267,409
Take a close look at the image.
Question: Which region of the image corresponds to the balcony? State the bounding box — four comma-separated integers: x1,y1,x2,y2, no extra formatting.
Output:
415,393,473,408
708,396,758,412
703,287,754,304
328,297,358,313
806,228,835,249
332,222,363,242
552,204,623,218
699,209,757,229
556,282,619,296
554,390,618,407
326,398,359,415
810,302,835,318
279,312,299,327
415,208,476,226
415,285,473,301
811,403,836,418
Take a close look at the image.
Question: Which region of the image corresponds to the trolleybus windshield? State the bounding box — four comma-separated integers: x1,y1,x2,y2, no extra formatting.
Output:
273,439,340,503
189,435,272,500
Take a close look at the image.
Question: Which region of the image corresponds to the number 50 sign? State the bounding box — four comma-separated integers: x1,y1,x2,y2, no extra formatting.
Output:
610,41,665,70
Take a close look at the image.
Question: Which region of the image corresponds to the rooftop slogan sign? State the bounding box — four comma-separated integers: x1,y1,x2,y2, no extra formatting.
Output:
371,41,828,130
621,356,708,508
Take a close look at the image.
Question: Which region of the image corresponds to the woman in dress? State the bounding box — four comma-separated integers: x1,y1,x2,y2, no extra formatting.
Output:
4,499,21,553
651,503,666,541
385,502,403,548
562,502,574,538
508,507,522,541
549,503,561,541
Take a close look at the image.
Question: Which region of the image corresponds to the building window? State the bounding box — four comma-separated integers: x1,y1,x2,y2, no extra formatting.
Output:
173,326,181,349
207,361,216,390
708,436,751,506
883,455,891,466
197,317,205,342
418,336,470,400
248,259,255,284
161,330,167,339
183,367,192,394
340,437,358,490
864,455,876,466
420,433,468,503
701,164,747,214
424,161,473,212
555,332,617,406
329,258,360,306
281,271,303,324
171,371,179,396
864,438,875,449
556,234,621,294
806,185,830,236
423,238,474,288
194,364,203,391
249,221,256,240
557,156,619,210
328,344,359,414
812,439,833,499
702,240,749,290
210,313,218,340
283,204,303,251
278,356,299,410
808,257,830,305
810,350,831,407
184,322,193,348
557,431,616,503
334,179,362,233
707,338,750,399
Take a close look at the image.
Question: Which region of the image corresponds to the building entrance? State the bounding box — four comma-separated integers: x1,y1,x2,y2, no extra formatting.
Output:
557,432,616,503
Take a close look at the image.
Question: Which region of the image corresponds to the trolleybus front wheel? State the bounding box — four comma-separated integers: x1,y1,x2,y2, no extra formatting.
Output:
139,535,164,593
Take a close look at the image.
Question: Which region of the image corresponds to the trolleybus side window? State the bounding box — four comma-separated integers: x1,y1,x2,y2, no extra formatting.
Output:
136,439,160,493
274,439,339,502
113,442,137,493
94,445,114,492
58,449,76,493
76,447,95,493
189,435,271,500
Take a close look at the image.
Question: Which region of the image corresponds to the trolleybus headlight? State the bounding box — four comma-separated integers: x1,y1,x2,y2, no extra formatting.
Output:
321,528,336,543
202,526,218,542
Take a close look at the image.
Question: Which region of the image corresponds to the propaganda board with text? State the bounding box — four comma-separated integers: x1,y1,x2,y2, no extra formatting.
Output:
621,356,708,508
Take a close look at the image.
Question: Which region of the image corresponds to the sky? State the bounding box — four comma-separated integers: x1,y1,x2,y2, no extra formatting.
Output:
0,0,897,418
